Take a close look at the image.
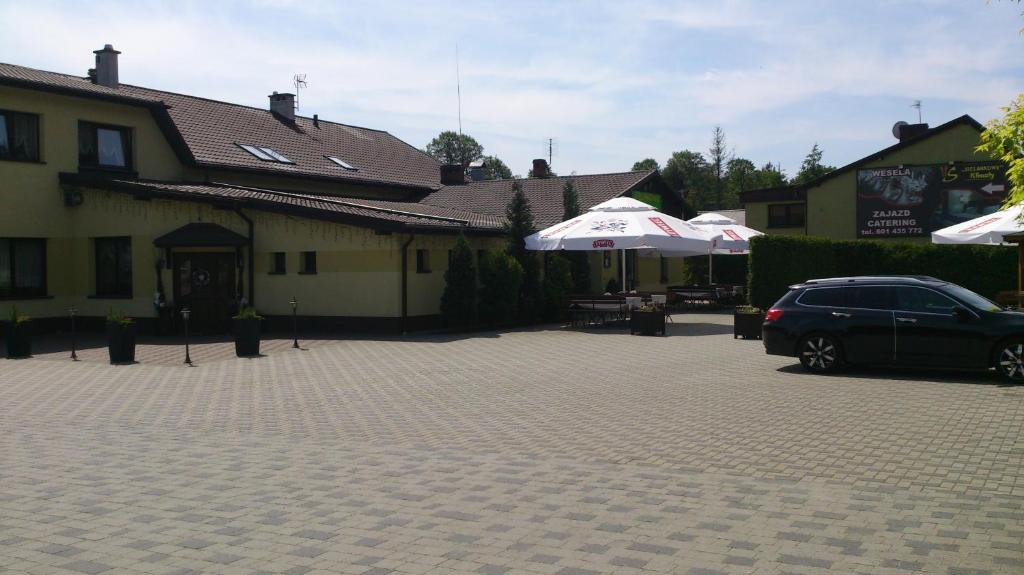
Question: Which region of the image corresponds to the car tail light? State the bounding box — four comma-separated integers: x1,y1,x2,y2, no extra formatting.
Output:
765,308,784,322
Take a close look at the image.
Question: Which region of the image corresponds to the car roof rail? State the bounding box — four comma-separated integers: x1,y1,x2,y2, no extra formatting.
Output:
799,275,945,286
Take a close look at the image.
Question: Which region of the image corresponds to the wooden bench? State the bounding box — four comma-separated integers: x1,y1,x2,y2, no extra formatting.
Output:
567,295,626,326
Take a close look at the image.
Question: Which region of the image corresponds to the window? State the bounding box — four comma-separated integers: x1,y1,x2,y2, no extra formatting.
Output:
238,143,293,164
0,238,46,298
894,287,958,314
300,251,317,274
326,155,357,171
660,256,669,283
79,122,131,169
768,204,805,228
94,237,132,297
0,110,40,162
416,249,431,273
846,286,894,310
603,251,612,269
269,252,286,275
798,287,846,307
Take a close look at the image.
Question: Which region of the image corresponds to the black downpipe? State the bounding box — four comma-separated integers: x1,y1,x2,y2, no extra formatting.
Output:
400,234,415,334
234,208,255,307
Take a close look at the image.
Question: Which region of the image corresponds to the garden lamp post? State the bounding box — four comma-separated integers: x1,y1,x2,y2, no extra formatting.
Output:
290,297,299,349
181,307,192,366
68,306,78,361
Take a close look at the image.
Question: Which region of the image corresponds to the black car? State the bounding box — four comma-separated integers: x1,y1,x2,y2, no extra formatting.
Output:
762,276,1024,381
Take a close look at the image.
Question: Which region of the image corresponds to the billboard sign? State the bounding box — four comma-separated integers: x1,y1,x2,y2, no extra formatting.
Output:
856,161,1006,238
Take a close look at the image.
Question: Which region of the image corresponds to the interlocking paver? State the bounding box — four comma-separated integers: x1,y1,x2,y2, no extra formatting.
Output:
1,312,1022,574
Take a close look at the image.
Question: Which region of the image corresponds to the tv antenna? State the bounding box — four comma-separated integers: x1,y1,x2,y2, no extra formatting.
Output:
544,137,559,167
293,74,307,111
911,100,922,123
456,45,463,139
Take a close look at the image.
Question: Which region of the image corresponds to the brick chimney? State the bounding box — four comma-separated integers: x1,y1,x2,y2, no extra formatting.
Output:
440,164,464,185
269,92,296,121
92,44,120,88
532,158,549,178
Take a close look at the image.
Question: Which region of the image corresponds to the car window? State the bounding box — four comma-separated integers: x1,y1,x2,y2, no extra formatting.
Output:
943,283,1001,312
798,287,845,307
845,286,893,310
894,287,958,314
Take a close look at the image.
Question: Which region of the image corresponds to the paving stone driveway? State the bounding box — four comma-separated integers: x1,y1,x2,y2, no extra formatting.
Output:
1,313,1022,574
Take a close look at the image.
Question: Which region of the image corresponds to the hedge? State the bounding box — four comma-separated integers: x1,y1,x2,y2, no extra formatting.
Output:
747,235,1017,310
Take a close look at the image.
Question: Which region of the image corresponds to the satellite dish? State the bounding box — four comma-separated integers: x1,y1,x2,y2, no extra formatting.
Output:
892,120,909,140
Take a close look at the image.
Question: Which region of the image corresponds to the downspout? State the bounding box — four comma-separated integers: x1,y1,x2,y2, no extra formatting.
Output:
234,207,255,307
400,234,415,334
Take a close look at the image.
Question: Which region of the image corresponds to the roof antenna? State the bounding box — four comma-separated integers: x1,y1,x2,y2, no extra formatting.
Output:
911,99,922,124
456,45,463,139
293,74,307,112
544,137,559,168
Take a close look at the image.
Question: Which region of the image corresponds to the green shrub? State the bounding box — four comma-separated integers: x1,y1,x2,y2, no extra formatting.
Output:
9,306,30,325
541,255,573,322
605,277,621,294
232,306,264,320
478,250,523,326
748,235,1016,309
440,235,478,326
106,308,134,326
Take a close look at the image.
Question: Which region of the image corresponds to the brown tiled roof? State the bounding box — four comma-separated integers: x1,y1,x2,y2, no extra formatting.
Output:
1,62,442,191
424,171,657,228
59,174,503,233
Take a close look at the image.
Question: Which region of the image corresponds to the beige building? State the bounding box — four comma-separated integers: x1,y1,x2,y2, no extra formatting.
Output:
1,45,686,334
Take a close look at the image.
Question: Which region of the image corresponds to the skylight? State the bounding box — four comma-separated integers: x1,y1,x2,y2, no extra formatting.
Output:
237,143,294,164
326,156,358,171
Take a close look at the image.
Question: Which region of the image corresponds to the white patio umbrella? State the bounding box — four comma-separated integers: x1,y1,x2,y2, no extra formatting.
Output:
686,212,763,284
931,203,1024,245
525,197,713,290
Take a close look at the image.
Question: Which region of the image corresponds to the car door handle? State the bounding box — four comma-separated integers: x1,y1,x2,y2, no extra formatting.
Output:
831,312,851,318
896,317,917,324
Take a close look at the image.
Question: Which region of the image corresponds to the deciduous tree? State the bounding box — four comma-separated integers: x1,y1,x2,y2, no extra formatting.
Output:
977,94,1024,206
424,131,484,167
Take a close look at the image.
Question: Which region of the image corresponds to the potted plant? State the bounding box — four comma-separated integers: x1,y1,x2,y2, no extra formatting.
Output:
630,303,666,336
5,307,32,358
734,305,765,339
232,306,263,357
106,308,136,364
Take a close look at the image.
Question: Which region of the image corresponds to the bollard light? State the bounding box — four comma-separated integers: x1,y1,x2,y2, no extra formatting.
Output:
290,297,299,349
181,307,192,366
68,306,78,361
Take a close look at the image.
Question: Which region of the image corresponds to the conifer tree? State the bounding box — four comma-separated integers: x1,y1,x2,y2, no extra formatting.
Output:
440,234,477,326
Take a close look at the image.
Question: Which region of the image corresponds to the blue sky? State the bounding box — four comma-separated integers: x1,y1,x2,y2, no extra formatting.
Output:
2,0,1022,178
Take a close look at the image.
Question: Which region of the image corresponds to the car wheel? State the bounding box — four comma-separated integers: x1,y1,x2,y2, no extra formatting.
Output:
798,334,843,373
995,340,1024,382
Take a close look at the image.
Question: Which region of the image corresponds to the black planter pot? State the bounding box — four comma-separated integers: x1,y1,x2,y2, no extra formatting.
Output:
106,322,137,364
5,323,32,358
734,310,765,339
630,310,666,336
233,318,261,357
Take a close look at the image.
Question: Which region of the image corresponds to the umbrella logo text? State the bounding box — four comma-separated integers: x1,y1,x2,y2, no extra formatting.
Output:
593,239,615,248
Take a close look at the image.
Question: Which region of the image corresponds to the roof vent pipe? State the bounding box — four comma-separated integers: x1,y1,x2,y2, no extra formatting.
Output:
92,44,120,88
269,92,296,121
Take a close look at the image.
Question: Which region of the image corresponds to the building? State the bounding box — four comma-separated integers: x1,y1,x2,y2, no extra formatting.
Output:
0,46,685,334
742,115,1007,241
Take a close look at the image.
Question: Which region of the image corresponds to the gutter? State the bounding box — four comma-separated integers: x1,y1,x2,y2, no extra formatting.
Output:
233,208,256,307
400,234,415,334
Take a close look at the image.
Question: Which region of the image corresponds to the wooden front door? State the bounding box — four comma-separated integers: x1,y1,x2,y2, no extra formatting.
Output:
173,252,236,334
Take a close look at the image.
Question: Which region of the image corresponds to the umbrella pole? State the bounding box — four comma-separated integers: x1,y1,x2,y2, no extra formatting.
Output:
708,251,713,285
621,249,626,291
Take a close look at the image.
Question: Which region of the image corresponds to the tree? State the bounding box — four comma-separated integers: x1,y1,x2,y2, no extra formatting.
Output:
541,255,574,322
481,155,512,180
662,150,712,210
561,179,590,292
478,251,523,326
977,94,1024,206
504,180,542,320
791,143,836,185
708,126,732,210
725,157,757,203
424,131,484,167
631,158,660,171
440,234,477,326
751,162,788,189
